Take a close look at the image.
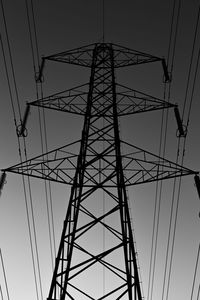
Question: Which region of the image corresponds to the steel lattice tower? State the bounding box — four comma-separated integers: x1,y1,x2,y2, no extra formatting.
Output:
3,43,197,299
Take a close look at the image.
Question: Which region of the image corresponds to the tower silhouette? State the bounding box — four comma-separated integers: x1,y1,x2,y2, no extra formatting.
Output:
3,43,197,299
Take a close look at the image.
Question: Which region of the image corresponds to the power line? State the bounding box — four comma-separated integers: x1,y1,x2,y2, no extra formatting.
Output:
165,43,200,297
30,0,40,68
165,165,181,300
25,0,57,270
148,1,182,299
164,4,200,300
186,40,200,128
0,34,17,128
42,106,57,260
0,284,4,300
21,175,40,300
25,0,37,76
25,172,44,300
190,243,200,300
197,284,200,300
0,250,10,300
0,0,22,122
182,5,200,123
102,0,105,42
0,1,44,299
169,0,182,75
1,35,40,300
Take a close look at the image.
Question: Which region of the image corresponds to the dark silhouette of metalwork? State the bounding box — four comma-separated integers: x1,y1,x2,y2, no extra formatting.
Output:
3,43,198,299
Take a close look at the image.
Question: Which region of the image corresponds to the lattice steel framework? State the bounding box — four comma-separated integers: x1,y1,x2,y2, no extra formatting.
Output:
4,43,197,300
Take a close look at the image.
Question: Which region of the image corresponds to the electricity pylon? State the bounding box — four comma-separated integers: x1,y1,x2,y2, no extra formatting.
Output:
3,43,198,299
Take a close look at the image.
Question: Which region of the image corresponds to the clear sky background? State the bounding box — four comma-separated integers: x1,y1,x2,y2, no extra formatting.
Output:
0,1,200,300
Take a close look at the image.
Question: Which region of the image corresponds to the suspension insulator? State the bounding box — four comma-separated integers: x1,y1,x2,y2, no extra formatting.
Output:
174,106,186,137
0,172,6,193
36,57,45,83
162,59,170,82
194,175,200,199
18,104,30,137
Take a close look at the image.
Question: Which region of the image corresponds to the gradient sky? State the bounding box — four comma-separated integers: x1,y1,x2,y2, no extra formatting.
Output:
0,1,200,300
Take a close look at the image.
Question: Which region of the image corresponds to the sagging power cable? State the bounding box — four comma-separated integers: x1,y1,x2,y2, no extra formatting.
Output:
0,1,44,299
181,5,200,124
164,5,200,300
0,0,22,123
25,0,57,268
0,285,4,300
190,243,200,300
0,250,10,300
148,1,182,300
0,31,40,300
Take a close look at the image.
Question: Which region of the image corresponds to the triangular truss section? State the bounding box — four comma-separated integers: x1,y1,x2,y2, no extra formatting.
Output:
4,139,196,187
43,42,162,68
120,141,197,186
29,82,175,116
4,141,80,185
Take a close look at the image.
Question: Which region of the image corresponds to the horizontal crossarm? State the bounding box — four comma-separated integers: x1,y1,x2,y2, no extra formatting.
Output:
28,82,175,116
3,140,197,187
40,43,162,70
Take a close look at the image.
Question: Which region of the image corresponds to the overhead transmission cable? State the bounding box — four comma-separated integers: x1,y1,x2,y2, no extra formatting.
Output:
185,32,200,129
32,0,56,262
0,0,23,123
190,243,200,300
21,175,41,300
181,5,200,123
25,0,56,268
102,0,105,43
162,2,198,300
29,1,56,261
165,5,200,300
0,34,17,128
0,250,10,300
30,0,40,69
159,3,182,300
0,25,40,300
0,1,43,299
0,285,4,300
197,284,200,300
148,1,182,300
161,0,183,291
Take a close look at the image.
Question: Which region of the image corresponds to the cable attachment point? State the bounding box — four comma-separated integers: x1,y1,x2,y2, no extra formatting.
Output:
174,106,187,137
17,104,30,137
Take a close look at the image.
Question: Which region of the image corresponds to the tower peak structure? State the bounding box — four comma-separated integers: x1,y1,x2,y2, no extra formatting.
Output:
3,43,197,299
